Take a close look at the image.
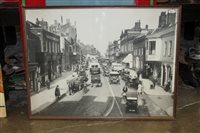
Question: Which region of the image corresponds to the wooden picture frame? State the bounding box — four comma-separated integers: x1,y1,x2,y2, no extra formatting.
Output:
21,6,181,120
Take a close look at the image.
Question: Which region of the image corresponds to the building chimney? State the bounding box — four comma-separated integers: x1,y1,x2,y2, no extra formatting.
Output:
54,20,57,25
158,12,167,28
66,19,70,25
167,12,176,25
145,25,148,30
36,18,39,25
134,20,141,31
61,16,63,24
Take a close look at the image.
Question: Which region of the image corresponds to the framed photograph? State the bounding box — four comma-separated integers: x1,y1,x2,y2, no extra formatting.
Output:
22,6,181,119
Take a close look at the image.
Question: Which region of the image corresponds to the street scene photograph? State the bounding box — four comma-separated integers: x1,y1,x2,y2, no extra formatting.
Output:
25,8,178,118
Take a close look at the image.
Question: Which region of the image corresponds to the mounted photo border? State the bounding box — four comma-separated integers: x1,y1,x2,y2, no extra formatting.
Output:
21,6,181,120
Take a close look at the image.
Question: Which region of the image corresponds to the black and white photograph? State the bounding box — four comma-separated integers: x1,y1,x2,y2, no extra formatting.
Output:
24,7,180,119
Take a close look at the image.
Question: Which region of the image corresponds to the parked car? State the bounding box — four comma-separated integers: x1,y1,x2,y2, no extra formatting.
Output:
78,70,88,82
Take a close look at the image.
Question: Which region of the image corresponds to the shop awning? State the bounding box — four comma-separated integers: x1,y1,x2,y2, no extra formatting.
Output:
122,53,132,63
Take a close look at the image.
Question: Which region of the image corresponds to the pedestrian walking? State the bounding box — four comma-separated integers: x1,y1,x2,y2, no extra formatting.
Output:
55,85,61,100
153,79,156,88
83,81,88,93
37,79,41,93
71,80,76,94
68,81,73,95
123,84,128,93
46,79,50,89
164,81,171,92
137,81,143,96
122,84,128,102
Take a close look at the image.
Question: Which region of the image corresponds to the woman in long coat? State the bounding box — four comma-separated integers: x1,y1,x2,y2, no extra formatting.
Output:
55,85,61,99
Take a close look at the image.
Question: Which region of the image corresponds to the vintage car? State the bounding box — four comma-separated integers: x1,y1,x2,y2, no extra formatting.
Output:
91,74,102,87
67,77,84,94
125,92,138,113
109,71,120,84
78,70,88,82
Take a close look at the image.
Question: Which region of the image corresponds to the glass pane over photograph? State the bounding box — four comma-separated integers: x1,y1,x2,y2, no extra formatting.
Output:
24,7,179,118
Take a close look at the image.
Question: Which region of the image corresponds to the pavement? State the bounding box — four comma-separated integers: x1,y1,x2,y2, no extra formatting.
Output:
31,71,74,114
127,68,174,116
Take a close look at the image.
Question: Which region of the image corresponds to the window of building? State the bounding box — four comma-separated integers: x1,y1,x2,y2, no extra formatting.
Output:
164,41,167,56
145,41,148,50
140,61,143,69
69,46,72,53
52,42,53,53
168,41,173,56
131,44,133,51
49,41,52,53
47,40,49,52
149,41,156,55
52,42,55,53
140,48,142,55
141,48,144,55
138,48,140,55
55,43,56,53
66,45,68,52
43,40,47,52
55,43,57,53
56,43,58,53
56,43,60,53
136,49,138,55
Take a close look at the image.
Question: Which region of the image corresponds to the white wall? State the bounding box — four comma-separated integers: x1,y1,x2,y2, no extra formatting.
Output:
146,38,162,61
